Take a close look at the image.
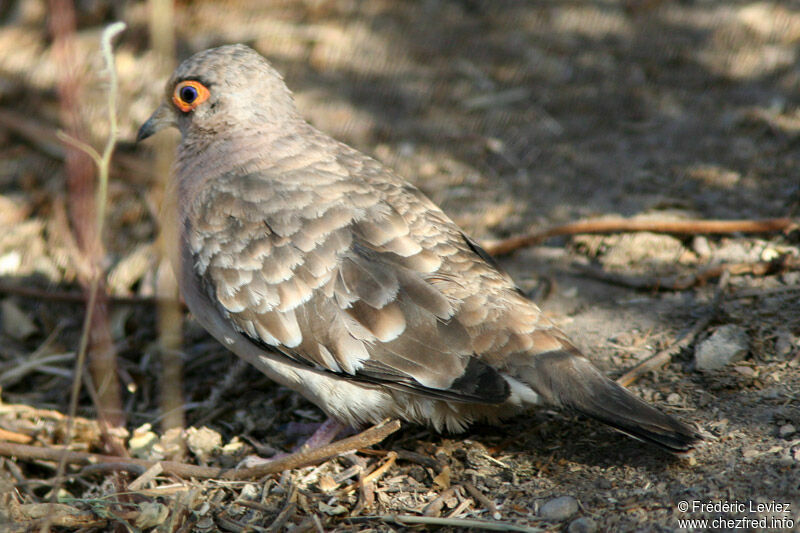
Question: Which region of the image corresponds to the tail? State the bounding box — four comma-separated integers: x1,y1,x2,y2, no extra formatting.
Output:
522,351,702,452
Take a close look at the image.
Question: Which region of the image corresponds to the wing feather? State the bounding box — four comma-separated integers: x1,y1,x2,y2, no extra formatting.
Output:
187,168,515,404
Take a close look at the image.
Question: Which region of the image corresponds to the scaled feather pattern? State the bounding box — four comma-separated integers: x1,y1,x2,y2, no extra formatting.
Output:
138,44,701,451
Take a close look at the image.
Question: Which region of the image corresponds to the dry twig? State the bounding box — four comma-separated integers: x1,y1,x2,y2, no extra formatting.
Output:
0,281,179,306
348,514,543,532
0,427,32,444
423,485,461,517
341,451,397,495
49,21,129,506
0,419,401,481
464,481,502,520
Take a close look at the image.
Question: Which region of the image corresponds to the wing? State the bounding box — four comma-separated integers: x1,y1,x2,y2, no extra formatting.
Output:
186,164,514,404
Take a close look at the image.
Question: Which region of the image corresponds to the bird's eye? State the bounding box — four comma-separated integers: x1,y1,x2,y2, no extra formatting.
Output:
180,85,197,103
172,80,210,112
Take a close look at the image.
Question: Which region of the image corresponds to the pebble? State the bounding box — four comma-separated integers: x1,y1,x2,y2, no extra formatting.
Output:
540,496,579,521
695,325,749,371
601,233,685,267
774,328,796,358
779,424,796,438
742,448,760,458
691,236,711,257
782,271,800,285
569,517,598,533
714,241,757,263
186,426,223,463
239,483,259,500
133,502,169,529
666,393,682,404
195,517,215,531
129,423,159,459
1,298,37,340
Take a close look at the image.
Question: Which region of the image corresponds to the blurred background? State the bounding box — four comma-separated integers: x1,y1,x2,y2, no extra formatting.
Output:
0,1,798,530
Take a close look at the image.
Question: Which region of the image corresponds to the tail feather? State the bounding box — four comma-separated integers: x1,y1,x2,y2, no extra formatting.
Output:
523,351,702,452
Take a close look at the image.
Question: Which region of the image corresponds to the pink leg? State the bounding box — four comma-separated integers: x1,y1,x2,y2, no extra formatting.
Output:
295,417,346,450
237,417,348,468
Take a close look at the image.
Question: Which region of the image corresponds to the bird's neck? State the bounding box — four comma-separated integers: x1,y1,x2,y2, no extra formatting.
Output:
173,119,348,217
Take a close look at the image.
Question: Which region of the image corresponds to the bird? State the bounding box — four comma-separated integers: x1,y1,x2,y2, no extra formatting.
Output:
138,44,701,453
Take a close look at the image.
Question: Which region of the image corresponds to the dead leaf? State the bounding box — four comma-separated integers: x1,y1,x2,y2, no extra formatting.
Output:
433,465,451,489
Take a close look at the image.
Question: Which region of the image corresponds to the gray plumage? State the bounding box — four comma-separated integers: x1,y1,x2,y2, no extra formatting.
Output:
138,44,700,452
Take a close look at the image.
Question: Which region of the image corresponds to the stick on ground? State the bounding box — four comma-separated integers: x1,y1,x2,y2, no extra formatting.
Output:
0,419,401,481
348,514,543,532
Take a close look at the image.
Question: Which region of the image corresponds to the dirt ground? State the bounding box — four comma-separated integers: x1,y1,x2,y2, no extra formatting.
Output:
0,0,799,531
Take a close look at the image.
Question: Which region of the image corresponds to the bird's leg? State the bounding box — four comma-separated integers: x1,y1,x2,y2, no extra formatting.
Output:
238,417,348,468
292,417,348,451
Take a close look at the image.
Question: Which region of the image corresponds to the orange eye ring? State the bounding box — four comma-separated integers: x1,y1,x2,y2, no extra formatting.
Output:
172,80,210,112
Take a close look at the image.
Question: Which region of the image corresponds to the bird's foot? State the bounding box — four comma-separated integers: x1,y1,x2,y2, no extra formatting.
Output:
291,417,348,451
237,417,349,468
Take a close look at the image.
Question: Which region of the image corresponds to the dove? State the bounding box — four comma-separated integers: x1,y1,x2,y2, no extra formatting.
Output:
138,44,700,452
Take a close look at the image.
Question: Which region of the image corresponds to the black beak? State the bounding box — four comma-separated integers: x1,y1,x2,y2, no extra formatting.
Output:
136,104,174,142
136,118,157,142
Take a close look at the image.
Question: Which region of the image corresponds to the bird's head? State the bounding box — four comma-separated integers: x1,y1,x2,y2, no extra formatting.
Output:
137,44,299,143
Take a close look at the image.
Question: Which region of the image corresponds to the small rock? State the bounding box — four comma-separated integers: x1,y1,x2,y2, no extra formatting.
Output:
782,271,800,285
195,517,215,531
220,436,246,457
774,328,796,358
667,393,682,404
695,325,749,371
134,502,169,529
129,424,159,459
54,488,73,502
239,483,259,500
217,437,251,468
742,448,760,458
540,496,579,521
779,424,796,438
714,240,757,263
1,298,37,340
601,232,685,268
691,236,711,257
153,427,184,460
186,426,222,463
569,517,598,533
